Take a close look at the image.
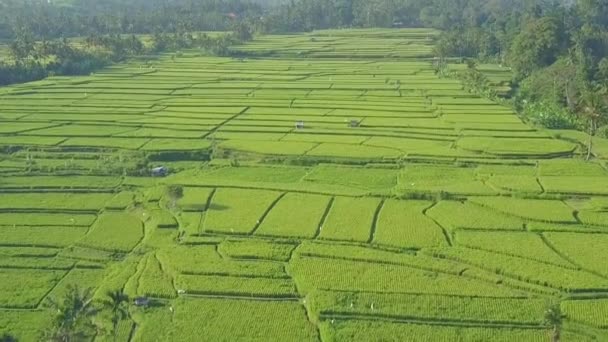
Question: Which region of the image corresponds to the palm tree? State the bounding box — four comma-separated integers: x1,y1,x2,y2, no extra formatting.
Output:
544,302,563,342
579,85,607,160
45,285,98,342
104,290,130,342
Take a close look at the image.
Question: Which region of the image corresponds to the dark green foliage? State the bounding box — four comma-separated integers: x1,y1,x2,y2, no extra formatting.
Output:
44,285,98,342
524,101,581,129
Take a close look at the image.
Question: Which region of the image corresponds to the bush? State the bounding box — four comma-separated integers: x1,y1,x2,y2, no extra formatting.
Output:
598,125,608,139
523,101,580,129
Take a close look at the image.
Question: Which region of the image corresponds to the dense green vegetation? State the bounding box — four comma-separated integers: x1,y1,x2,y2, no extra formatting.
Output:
1,10,608,342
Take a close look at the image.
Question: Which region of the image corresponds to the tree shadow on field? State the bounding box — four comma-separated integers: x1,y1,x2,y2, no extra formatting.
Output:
208,203,229,211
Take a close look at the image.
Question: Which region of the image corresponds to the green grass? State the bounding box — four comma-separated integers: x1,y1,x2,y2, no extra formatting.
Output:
256,193,331,238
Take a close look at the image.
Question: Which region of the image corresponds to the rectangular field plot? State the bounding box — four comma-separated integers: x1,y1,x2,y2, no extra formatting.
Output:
319,197,380,242
0,226,88,247
544,233,608,277
310,290,545,324
134,298,319,341
137,254,176,299
468,197,576,223
176,187,214,212
427,201,524,230
563,299,608,328
426,247,608,292
78,213,143,252
398,165,495,195
158,245,286,278
0,213,96,227
45,268,107,303
219,140,314,156
218,240,296,262
306,143,402,159
0,269,66,308
176,274,297,298
455,231,571,267
540,176,608,195
0,309,54,341
373,200,447,249
0,176,122,189
290,256,523,297
303,164,398,192
203,188,281,234
255,193,332,238
320,320,548,342
0,193,113,211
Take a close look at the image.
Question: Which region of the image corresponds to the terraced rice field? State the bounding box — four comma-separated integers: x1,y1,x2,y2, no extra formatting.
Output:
1,28,608,341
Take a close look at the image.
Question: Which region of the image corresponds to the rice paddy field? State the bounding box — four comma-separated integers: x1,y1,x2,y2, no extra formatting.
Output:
1,28,608,341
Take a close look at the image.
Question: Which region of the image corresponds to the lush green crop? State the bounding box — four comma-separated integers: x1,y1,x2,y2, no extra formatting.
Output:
78,213,144,252
256,193,331,238
544,232,608,277
563,299,608,328
218,239,295,261
137,253,176,298
176,187,214,212
203,188,280,234
0,225,89,247
0,193,113,211
290,255,523,297
428,200,525,230
320,320,548,342
157,245,286,278
319,197,380,242
469,197,576,223
0,268,66,308
310,290,546,324
374,200,447,248
426,247,608,291
134,298,319,341
176,274,297,298
455,230,572,267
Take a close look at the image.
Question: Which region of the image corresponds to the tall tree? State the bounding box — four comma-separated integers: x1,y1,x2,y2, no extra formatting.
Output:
45,285,98,342
104,290,130,342
579,85,608,160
